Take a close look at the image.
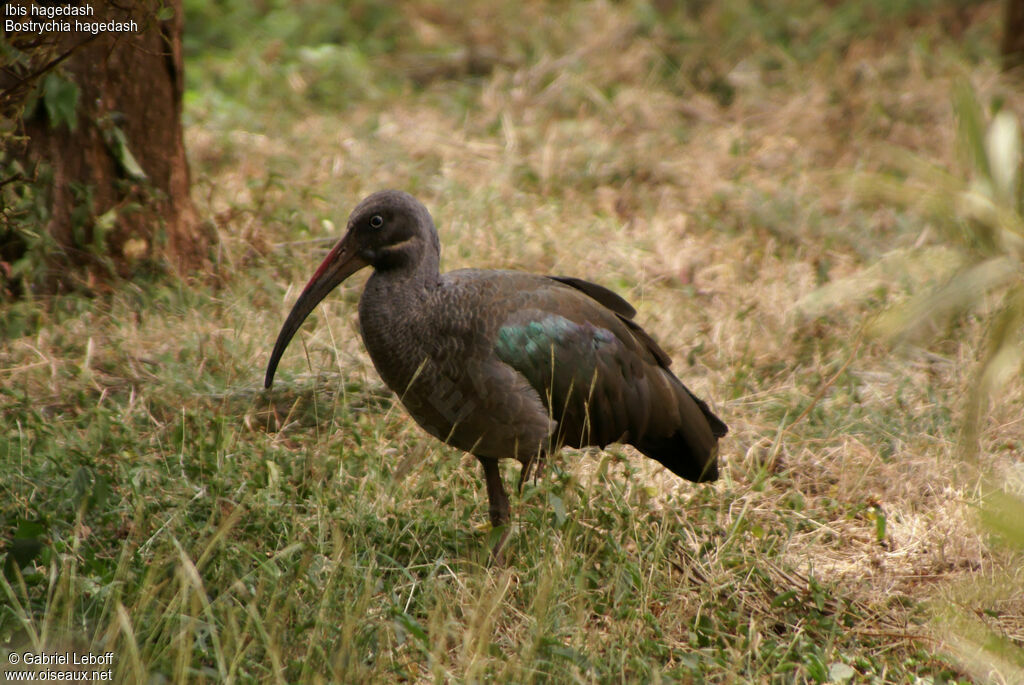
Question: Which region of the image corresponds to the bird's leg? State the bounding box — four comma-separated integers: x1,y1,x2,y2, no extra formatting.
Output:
478,456,510,564
533,455,546,484
517,454,534,494
516,450,546,494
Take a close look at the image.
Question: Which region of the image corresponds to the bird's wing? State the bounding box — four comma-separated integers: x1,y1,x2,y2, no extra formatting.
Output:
547,276,673,368
546,276,636,318
542,278,725,437
489,277,724,480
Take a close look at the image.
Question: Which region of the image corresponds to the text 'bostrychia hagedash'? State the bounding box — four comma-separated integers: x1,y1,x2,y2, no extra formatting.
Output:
264,190,727,559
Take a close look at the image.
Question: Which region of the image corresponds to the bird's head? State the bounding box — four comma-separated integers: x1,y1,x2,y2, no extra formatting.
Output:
344,189,441,270
263,190,440,388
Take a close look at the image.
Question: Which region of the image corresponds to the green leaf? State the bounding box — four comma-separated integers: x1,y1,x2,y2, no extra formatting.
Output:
93,208,118,254
872,506,886,543
72,465,93,506
393,611,429,649
13,519,48,540
871,256,1020,343
42,73,79,131
4,538,45,579
549,491,567,527
985,110,1022,207
829,662,857,683
771,589,797,607
954,80,990,181
981,490,1024,551
805,653,828,683
105,125,149,181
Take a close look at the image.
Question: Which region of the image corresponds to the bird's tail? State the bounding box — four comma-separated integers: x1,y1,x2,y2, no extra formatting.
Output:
635,387,727,483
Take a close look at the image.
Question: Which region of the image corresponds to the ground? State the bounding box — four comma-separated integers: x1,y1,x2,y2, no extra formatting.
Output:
2,1,1023,682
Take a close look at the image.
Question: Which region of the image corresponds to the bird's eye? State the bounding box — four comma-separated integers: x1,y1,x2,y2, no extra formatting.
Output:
369,215,384,228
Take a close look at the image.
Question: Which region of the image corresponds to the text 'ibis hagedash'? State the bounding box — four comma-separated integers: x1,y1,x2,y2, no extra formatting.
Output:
265,190,727,559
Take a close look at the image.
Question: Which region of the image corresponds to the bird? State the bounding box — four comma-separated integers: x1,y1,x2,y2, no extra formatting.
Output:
264,190,727,560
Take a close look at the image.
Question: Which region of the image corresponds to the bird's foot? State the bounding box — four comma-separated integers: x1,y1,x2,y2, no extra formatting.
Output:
517,454,547,494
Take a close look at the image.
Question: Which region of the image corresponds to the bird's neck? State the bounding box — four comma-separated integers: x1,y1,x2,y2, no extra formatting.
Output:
371,247,441,289
361,249,442,322
358,253,442,394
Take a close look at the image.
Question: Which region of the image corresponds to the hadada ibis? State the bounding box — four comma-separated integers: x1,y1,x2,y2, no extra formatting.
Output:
265,190,727,559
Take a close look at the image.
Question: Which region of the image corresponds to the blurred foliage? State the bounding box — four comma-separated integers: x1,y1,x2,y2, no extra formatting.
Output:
0,23,65,299
862,83,1023,456
0,156,55,299
183,0,402,54
180,0,992,123
182,0,407,120
859,82,1023,682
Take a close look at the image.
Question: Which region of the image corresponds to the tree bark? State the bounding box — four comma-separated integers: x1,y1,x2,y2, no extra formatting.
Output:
1004,0,1024,72
4,0,208,294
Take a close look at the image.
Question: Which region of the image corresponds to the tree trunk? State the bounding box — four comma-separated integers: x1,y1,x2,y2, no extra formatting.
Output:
5,0,208,294
1005,0,1024,72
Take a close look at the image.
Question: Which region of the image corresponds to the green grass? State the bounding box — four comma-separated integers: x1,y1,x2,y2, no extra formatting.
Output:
0,319,969,682
4,0,1023,682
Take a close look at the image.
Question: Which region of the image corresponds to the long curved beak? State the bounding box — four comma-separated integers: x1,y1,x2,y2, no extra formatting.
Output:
264,233,369,388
